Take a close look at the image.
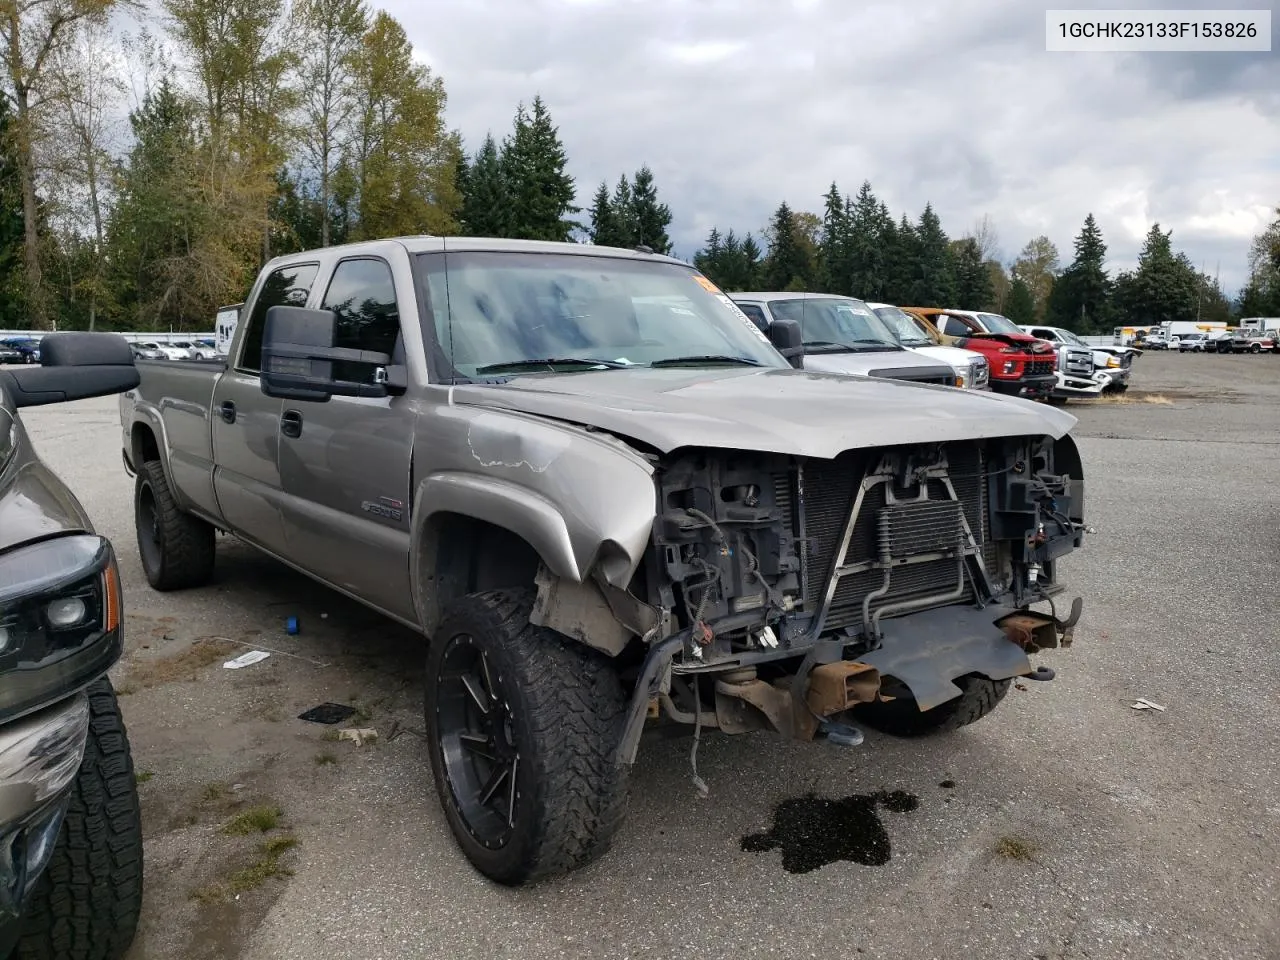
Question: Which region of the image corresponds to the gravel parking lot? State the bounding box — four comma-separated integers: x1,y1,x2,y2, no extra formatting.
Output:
14,351,1280,960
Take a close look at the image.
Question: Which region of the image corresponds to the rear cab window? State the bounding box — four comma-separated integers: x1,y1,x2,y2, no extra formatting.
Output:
236,262,320,373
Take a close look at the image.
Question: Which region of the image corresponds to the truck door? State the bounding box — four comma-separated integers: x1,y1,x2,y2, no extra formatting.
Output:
211,262,319,558
275,255,416,624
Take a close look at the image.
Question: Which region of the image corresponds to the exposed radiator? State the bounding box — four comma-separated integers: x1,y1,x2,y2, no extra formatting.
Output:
795,442,992,633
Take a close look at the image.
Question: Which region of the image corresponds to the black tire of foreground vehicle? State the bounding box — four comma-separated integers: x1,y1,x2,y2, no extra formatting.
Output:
134,460,215,590
855,674,1011,737
17,679,144,960
424,589,630,886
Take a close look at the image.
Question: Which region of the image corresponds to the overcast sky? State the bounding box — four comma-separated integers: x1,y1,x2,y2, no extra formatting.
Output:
370,0,1277,295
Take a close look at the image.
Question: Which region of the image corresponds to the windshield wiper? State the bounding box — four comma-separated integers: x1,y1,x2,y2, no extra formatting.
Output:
649,355,763,367
803,339,899,352
474,357,630,374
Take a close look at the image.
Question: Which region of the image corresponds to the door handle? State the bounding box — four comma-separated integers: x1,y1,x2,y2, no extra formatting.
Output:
280,409,303,439
219,400,236,424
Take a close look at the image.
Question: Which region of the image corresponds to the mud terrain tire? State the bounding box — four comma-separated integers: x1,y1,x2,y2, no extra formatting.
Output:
855,674,1011,737
17,678,144,960
425,589,629,886
134,460,215,590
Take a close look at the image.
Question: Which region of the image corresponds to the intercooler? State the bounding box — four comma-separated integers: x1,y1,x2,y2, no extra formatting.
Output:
773,442,995,635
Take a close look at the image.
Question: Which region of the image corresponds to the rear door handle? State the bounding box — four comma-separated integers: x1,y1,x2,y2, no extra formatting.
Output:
219,400,236,424
280,410,303,439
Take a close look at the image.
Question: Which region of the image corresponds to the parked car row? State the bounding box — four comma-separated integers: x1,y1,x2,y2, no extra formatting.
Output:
129,338,218,361
0,336,42,364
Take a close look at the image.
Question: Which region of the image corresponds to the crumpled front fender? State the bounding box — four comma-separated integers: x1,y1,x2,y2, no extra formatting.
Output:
409,406,658,633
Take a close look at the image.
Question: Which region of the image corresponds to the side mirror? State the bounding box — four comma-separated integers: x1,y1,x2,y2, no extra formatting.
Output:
767,318,804,369
0,332,139,408
260,305,406,402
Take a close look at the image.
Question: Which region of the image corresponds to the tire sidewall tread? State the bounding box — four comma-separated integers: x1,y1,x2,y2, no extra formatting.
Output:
424,589,630,886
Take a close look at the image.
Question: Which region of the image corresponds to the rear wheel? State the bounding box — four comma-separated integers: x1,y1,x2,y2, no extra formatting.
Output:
855,674,1011,737
1251,343,1261,353
134,460,215,590
424,589,630,886
17,678,144,960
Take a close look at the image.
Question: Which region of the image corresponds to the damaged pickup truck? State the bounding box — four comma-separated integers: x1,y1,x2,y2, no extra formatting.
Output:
118,238,1087,886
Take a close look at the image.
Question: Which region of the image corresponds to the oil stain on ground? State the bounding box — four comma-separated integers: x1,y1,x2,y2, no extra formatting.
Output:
741,790,919,873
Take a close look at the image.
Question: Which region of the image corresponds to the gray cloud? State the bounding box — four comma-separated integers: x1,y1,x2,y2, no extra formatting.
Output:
389,0,1276,293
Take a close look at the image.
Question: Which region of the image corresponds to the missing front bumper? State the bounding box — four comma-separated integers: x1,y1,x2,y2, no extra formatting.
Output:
617,597,1084,762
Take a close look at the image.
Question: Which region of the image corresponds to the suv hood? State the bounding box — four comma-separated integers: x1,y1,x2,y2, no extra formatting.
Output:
451,367,1076,459
960,332,1054,354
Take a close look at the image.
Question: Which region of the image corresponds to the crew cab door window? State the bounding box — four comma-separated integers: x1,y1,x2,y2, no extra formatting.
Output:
238,263,319,373
320,257,401,382
939,315,971,338
1031,328,1056,340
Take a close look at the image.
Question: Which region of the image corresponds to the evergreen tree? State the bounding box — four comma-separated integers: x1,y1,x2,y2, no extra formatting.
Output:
693,227,729,284
1047,213,1112,332
630,165,672,253
882,212,919,304
740,233,762,290
587,180,618,245
845,182,884,301
459,133,508,236
1110,223,1200,326
0,96,26,323
950,237,993,310
1005,276,1036,324
763,201,812,290
500,95,577,241
608,174,638,246
818,181,847,294
911,203,956,305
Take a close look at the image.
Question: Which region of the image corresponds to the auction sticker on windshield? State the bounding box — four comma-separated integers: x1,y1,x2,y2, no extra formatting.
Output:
690,272,773,344
718,294,773,344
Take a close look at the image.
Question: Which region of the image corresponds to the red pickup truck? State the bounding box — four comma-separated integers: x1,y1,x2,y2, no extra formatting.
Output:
903,308,1058,400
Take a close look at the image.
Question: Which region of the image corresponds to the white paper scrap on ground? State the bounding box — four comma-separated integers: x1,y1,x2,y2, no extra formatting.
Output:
1130,698,1166,711
223,650,271,669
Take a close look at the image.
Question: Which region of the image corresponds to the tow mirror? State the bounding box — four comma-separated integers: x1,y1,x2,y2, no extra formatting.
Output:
0,332,139,408
767,318,804,368
260,305,406,402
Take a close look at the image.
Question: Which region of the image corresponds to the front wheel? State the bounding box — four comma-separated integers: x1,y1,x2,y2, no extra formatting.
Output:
17,679,144,960
1251,343,1261,353
854,674,1011,737
425,589,630,886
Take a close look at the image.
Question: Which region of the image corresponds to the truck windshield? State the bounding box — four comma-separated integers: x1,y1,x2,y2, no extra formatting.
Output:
872,305,934,346
765,297,900,351
976,312,1025,335
417,252,789,378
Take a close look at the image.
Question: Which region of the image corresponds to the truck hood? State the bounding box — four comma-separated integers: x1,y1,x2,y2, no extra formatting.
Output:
450,367,1076,458
959,333,1055,354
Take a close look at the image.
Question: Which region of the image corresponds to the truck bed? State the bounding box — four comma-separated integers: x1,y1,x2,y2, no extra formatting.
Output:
122,358,228,523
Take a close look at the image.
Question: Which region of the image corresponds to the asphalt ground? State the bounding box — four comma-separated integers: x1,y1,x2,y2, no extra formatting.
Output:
12,349,1280,960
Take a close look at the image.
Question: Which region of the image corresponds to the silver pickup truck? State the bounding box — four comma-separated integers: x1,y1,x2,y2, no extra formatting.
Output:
119,237,1088,886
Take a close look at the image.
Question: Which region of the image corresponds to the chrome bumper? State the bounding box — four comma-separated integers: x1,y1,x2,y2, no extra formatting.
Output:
1052,371,1114,397
0,693,90,927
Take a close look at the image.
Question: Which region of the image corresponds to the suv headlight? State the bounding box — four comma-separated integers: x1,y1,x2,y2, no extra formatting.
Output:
0,535,122,723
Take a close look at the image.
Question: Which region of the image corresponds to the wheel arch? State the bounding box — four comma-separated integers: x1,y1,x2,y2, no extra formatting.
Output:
410,474,655,655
